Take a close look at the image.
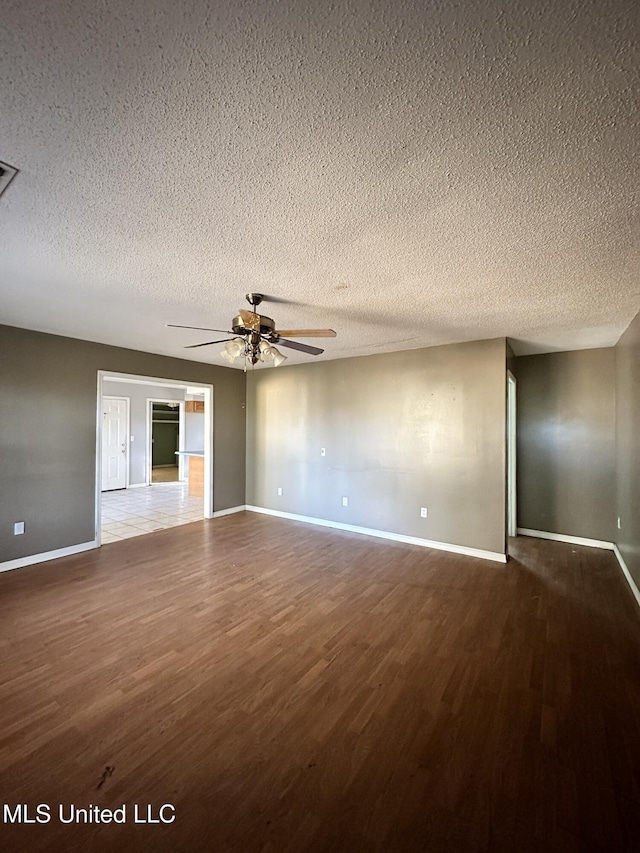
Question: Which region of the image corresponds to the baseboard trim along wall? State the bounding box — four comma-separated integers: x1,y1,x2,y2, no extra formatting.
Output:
518,528,639,611
613,545,640,610
212,505,246,518
0,540,98,574
246,506,507,563
517,528,615,550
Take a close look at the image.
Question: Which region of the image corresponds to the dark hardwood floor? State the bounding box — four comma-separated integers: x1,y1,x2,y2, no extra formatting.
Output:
1,514,639,852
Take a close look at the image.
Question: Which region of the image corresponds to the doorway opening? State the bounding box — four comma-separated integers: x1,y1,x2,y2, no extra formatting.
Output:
507,370,517,542
148,400,185,485
95,372,213,546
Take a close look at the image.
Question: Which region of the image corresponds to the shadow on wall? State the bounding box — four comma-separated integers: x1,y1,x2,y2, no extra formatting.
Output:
515,349,616,541
519,366,561,532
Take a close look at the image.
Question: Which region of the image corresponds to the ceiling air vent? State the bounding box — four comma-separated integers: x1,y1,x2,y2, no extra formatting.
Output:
0,161,18,199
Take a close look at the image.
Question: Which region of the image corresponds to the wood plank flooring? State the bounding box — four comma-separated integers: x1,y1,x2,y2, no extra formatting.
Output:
1,514,639,851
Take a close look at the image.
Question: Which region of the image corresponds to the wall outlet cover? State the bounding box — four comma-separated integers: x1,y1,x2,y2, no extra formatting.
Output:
277,487,283,496
342,496,348,507
420,507,428,518
14,521,25,535
320,448,326,456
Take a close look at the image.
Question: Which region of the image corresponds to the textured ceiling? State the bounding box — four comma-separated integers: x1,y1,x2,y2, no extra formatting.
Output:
1,0,638,367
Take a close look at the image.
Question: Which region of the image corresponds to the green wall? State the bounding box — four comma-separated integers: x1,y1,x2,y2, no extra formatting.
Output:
152,421,179,466
6,313,637,578
247,338,507,556
513,348,616,542
0,325,246,563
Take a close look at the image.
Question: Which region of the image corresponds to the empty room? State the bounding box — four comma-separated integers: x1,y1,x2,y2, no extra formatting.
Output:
1,1,639,851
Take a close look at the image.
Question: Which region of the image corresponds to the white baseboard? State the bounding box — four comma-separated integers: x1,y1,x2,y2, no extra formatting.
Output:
212,505,247,518
0,540,98,574
613,545,640,610
246,506,506,563
517,528,614,550
518,529,639,612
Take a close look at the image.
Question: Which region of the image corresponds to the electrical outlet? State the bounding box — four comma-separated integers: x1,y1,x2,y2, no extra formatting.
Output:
420,507,428,518
617,517,621,529
14,521,25,535
320,448,326,457
342,496,348,507
277,487,283,496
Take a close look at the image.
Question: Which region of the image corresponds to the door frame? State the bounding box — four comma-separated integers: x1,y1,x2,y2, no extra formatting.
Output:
146,398,186,485
101,395,130,491
507,370,517,539
95,371,214,546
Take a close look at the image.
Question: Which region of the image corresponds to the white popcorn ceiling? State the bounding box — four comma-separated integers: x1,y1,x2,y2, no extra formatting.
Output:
0,0,638,366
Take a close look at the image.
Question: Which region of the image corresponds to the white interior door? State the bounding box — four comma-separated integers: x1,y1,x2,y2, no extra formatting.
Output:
102,397,129,491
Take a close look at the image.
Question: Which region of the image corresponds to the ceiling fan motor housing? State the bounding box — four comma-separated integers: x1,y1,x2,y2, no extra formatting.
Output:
231,313,278,340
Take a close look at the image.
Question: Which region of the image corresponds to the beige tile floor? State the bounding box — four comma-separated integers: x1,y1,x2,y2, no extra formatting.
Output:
101,483,204,543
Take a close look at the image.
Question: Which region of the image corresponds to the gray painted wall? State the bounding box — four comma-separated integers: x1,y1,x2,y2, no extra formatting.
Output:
185,411,205,453
0,325,246,563
247,339,507,555
514,348,616,541
615,310,640,589
103,380,185,485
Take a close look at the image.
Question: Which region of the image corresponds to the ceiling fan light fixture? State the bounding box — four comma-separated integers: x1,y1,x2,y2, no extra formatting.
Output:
272,347,287,367
174,294,335,367
258,340,274,358
225,337,244,357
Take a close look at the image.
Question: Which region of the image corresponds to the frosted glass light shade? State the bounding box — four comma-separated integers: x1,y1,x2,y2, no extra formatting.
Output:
225,337,244,357
272,347,287,367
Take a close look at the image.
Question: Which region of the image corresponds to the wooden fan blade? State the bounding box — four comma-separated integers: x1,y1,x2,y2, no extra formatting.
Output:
276,329,336,338
239,309,261,330
185,339,232,349
167,324,232,334
278,338,324,356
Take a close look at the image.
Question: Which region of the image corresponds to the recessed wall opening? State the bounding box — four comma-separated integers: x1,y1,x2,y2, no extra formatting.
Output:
507,370,517,543
148,400,185,485
96,371,213,546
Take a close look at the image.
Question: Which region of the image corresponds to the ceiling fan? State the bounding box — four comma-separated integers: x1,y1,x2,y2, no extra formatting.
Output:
167,293,337,368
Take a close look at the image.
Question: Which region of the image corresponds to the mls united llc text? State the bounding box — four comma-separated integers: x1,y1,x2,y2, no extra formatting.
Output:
3,803,176,824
